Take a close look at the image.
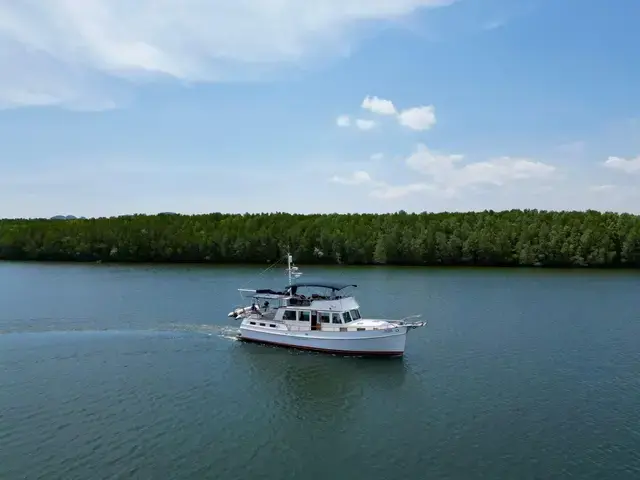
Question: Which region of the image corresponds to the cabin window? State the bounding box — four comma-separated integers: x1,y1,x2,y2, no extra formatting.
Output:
283,310,297,320
350,309,361,320
320,313,331,323
342,311,353,323
331,313,342,324
298,311,310,322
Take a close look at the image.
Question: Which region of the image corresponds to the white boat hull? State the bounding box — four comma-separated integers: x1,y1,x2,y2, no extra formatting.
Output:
237,323,408,356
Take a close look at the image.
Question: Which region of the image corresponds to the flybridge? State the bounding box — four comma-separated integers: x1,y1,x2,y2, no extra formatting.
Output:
285,282,357,292
238,281,357,298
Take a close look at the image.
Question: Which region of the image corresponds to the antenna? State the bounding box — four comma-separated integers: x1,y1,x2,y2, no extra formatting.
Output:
285,247,303,285
287,251,293,285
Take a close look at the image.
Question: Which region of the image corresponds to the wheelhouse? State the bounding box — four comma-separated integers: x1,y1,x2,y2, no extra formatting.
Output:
237,281,362,329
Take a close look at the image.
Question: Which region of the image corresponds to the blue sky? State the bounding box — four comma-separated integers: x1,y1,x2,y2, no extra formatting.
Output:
1,0,639,218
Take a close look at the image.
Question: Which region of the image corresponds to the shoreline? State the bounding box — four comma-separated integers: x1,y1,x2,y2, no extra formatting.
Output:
1,258,639,270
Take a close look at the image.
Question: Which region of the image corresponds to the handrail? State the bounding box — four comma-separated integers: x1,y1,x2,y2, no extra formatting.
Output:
281,323,403,333
389,314,422,325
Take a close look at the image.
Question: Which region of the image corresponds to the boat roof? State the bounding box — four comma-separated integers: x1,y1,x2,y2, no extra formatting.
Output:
285,281,357,291
239,281,357,298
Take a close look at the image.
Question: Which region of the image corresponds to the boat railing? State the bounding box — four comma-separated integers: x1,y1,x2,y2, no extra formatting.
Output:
388,314,424,326
284,324,310,332
320,325,401,332
283,324,402,333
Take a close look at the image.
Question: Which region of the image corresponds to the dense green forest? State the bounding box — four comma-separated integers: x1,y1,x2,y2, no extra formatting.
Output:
1,210,640,268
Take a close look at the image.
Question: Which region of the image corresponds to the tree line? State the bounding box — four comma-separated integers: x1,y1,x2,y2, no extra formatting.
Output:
0,210,639,268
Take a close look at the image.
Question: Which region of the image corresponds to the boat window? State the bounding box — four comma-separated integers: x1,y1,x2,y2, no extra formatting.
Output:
320,313,330,323
331,313,342,324
342,311,353,323
298,311,310,322
350,309,361,320
283,310,296,320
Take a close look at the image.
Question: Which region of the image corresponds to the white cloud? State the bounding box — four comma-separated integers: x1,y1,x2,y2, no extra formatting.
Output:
397,105,437,130
370,152,384,161
336,116,375,130
331,169,431,200
0,0,456,109
405,144,464,176
361,95,397,115
355,118,376,130
329,144,556,201
483,20,506,31
371,183,432,199
405,144,555,189
603,155,640,173
330,170,377,185
357,95,437,131
456,156,556,187
336,115,351,127
589,184,616,192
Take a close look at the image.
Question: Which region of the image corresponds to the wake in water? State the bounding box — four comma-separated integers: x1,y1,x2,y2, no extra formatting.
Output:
163,323,240,341
0,317,240,342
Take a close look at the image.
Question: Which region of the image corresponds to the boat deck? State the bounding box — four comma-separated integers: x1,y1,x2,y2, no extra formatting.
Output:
242,317,402,333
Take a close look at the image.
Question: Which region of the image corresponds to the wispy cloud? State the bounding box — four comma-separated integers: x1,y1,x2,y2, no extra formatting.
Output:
330,141,557,200
330,170,380,186
371,182,434,199
336,115,351,127
479,1,541,34
355,119,376,130
0,0,456,109
589,184,616,192
335,115,377,130
330,167,435,200
482,19,506,31
603,155,640,173
555,141,586,157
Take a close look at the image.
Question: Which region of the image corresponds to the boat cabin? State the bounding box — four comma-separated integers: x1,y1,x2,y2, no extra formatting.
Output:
239,281,364,331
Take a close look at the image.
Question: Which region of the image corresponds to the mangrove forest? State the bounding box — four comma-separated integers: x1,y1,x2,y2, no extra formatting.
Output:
1,210,640,268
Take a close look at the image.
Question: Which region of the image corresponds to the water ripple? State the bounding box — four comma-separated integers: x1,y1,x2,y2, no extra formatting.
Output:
1,264,640,479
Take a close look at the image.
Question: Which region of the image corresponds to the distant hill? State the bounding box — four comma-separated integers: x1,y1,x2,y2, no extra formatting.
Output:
50,215,86,220
48,213,174,220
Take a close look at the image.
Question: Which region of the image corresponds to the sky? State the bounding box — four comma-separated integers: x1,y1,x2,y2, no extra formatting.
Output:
1,0,639,218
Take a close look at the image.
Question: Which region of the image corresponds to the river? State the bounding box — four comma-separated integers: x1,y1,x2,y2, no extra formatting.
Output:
1,262,639,479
